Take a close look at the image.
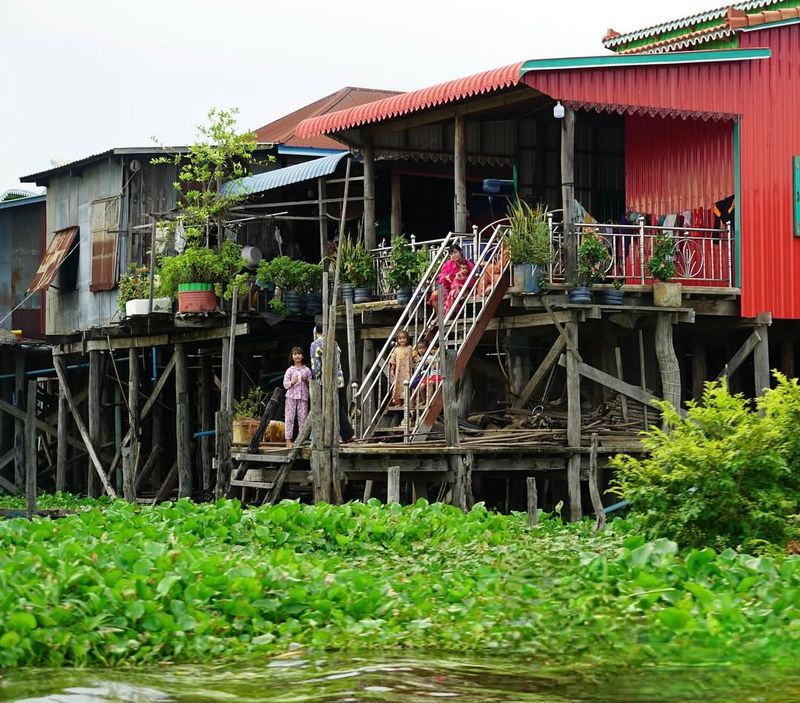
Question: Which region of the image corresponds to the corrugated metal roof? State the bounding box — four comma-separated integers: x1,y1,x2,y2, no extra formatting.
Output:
221,152,350,196
295,63,524,138
603,0,787,47
0,194,45,211
27,227,78,292
255,87,402,150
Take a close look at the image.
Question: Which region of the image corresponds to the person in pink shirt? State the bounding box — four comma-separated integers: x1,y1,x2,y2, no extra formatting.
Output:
283,346,311,448
429,244,475,312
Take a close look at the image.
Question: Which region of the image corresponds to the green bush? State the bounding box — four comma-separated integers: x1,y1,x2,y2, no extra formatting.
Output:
386,235,427,290
576,231,609,286
507,200,550,266
610,375,800,551
256,257,319,293
647,231,677,282
338,236,374,288
157,240,243,299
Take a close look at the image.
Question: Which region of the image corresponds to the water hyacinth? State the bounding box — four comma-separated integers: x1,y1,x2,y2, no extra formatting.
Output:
0,496,798,670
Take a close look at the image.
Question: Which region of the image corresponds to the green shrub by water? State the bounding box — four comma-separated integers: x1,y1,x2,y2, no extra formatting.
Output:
0,496,799,669
610,374,800,551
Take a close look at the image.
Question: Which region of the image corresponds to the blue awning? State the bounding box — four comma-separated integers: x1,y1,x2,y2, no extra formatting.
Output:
221,152,349,197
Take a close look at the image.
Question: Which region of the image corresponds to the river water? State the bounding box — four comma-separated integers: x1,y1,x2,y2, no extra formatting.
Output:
1,656,799,703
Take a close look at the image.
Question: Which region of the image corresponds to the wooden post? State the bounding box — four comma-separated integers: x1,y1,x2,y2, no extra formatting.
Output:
363,135,376,250
225,290,238,414
56,383,68,493
213,410,232,500
754,322,771,396
121,445,136,502
691,340,707,402
345,297,357,405
175,343,192,498
309,379,328,503
560,107,576,283
638,329,649,429
199,355,213,491
566,317,582,522
614,347,629,422
655,313,681,412
220,338,230,412
526,476,538,528
88,350,102,497
14,352,24,489
361,338,375,435
387,465,400,504
317,176,328,263
362,479,373,502
128,348,140,445
134,444,162,495
390,171,402,236
454,113,467,233
588,433,606,531
25,379,36,518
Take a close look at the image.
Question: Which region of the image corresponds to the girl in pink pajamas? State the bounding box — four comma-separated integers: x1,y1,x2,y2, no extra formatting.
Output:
283,346,311,448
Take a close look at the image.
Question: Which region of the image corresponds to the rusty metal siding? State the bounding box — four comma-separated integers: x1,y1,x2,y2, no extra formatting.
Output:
522,34,800,318
89,196,120,291
28,227,79,293
625,114,733,215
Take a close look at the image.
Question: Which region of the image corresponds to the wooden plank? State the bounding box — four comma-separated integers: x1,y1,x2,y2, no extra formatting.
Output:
56,384,68,492
513,335,567,409
566,319,582,522
53,357,117,498
0,449,15,472
232,453,292,464
526,476,538,528
0,398,85,452
25,380,36,518
55,323,250,355
230,479,274,490
0,472,19,495
557,356,688,418
588,433,606,532
387,465,400,504
716,329,761,382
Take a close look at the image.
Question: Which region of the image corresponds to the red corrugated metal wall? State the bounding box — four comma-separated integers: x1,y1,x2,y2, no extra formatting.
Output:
523,27,800,319
625,115,733,216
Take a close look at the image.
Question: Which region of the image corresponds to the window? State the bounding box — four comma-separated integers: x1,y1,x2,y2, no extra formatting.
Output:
90,197,120,291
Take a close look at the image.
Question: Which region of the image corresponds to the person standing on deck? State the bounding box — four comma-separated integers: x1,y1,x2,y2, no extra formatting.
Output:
283,346,311,448
310,324,356,442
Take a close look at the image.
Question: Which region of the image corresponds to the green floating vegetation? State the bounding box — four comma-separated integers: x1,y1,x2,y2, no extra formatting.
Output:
0,496,799,669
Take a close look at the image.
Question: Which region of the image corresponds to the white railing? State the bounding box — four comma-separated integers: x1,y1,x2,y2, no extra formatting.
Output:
354,220,509,441
546,215,734,286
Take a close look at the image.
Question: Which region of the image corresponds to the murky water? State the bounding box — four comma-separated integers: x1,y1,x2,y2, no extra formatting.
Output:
1,656,799,703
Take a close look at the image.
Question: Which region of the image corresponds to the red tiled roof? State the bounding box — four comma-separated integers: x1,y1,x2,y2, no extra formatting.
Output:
296,62,525,138
727,5,800,27
254,87,402,150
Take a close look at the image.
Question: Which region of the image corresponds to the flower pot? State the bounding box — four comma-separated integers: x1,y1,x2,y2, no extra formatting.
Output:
177,283,217,313
523,264,543,293
395,287,412,305
305,292,322,316
509,264,527,293
282,290,305,315
354,287,372,304
125,297,172,317
653,281,682,307
232,419,259,445
600,289,624,306
341,283,354,302
568,286,593,304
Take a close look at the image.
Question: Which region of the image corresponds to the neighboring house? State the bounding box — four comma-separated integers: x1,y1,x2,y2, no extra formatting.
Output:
0,192,47,338
21,149,180,336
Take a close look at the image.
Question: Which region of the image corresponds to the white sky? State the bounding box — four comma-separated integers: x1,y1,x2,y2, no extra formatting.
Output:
2,0,721,191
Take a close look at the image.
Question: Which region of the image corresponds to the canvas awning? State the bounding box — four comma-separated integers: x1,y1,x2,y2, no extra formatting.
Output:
220,152,350,197
27,226,79,293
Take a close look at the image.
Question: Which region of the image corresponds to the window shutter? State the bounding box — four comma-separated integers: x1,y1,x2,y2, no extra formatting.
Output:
90,197,120,292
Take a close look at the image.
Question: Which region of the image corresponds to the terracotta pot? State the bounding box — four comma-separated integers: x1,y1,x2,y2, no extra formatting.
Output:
178,283,217,313
232,419,259,445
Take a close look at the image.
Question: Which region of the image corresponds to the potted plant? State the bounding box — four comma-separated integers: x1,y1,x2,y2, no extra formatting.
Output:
386,234,427,304
648,232,680,307
302,262,323,315
256,256,307,315
507,200,550,293
339,235,375,303
232,387,262,445
600,278,625,306
570,230,608,304
118,264,172,317
158,239,244,313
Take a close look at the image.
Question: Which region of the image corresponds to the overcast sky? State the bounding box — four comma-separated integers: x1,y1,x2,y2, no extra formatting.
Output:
2,0,720,191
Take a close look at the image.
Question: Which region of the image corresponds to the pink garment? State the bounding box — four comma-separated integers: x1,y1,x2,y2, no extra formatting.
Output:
437,258,475,296
284,398,308,441
283,365,311,401
443,278,467,315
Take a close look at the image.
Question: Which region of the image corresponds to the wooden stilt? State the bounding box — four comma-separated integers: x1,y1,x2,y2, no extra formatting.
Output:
318,177,328,264
25,379,36,518
638,329,649,429
614,347,629,422
754,322,771,396
691,340,707,401
513,336,566,409
121,445,136,502
309,380,328,503
387,465,400,504
362,479,373,502
566,318,582,522
213,411,232,500
560,107,576,282
153,461,178,504
56,383,68,493
454,114,467,233
175,344,192,498
390,171,402,236
134,444,162,495
88,350,102,497
345,297,357,405
199,355,213,491
363,135,376,249
526,476,538,528
14,352,24,489
655,313,681,411
588,433,606,531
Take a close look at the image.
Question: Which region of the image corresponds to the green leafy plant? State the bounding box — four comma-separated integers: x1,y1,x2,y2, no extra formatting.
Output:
576,230,609,287
233,386,263,421
157,240,243,299
610,374,800,551
117,264,151,311
269,297,289,315
612,278,624,290
386,235,428,290
647,232,677,282
338,235,374,288
256,256,311,292
507,200,550,266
